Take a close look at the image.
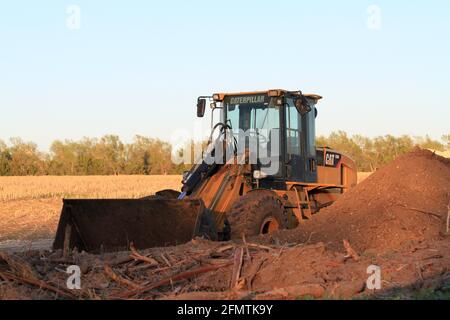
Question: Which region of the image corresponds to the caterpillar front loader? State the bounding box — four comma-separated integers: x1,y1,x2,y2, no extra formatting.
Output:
53,89,357,253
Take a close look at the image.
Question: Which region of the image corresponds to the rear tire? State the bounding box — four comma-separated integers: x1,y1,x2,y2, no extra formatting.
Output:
226,190,289,239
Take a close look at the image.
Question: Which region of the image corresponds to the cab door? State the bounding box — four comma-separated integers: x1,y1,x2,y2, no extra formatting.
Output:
284,98,317,183
302,100,318,183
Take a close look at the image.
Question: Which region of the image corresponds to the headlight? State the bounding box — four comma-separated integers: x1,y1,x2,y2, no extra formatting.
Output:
253,170,268,180
268,90,280,97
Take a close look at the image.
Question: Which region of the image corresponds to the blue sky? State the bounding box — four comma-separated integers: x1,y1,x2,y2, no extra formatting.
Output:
1,1,449,150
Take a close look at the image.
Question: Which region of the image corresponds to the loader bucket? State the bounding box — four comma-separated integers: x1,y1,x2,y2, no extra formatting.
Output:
53,198,216,253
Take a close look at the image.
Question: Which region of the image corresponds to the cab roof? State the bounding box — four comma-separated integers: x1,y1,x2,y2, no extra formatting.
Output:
213,89,322,102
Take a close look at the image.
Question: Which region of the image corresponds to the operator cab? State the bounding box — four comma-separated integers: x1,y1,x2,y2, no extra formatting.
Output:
197,89,322,186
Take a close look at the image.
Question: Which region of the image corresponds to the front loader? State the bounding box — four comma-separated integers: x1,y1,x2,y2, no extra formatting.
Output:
53,89,357,253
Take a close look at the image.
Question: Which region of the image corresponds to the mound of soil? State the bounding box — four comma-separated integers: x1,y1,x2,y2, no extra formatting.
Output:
265,148,450,254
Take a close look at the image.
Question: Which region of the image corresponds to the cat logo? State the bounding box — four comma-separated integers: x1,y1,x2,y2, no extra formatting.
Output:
325,152,340,167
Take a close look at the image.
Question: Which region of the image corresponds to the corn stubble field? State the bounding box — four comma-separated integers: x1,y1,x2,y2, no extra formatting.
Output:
0,175,182,241
0,174,372,242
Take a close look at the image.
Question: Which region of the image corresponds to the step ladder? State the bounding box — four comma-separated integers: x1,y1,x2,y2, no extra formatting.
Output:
292,187,313,223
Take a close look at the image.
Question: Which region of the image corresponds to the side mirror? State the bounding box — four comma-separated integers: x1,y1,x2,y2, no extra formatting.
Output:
294,97,312,115
197,98,206,117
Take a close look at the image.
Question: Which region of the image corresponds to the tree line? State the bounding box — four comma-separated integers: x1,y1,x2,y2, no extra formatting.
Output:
0,133,448,176
0,135,185,176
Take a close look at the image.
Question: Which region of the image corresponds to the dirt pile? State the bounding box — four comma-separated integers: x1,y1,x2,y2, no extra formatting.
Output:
266,148,450,253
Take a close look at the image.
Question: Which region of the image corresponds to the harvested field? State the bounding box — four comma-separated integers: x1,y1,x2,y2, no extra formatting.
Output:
0,149,449,300
0,175,182,201
0,175,182,241
357,172,372,184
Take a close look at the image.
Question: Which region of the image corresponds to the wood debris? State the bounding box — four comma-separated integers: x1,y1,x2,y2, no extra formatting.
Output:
230,247,244,289
343,239,360,262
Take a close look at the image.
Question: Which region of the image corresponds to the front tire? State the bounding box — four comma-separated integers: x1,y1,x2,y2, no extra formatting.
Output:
226,190,289,239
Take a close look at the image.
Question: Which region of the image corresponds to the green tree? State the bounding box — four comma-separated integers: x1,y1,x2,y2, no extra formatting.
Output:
442,134,450,149
125,136,174,175
74,138,102,175
414,135,444,151
94,135,126,175
0,140,12,175
8,138,45,175
371,135,414,169
48,140,78,175
352,134,376,171
317,131,366,170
